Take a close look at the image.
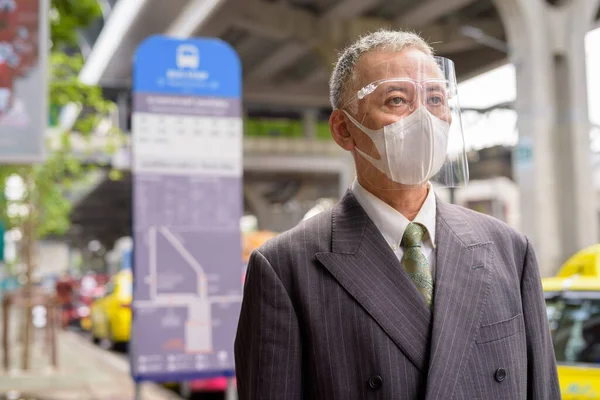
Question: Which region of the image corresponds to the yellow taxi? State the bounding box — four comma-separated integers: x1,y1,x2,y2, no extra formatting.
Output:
543,244,600,399
243,230,278,263
90,269,133,347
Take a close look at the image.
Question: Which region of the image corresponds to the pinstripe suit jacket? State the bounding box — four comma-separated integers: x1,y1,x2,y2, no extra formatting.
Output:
234,191,561,399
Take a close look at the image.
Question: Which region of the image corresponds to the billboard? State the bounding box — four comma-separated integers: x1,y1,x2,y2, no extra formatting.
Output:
131,35,243,382
0,0,48,163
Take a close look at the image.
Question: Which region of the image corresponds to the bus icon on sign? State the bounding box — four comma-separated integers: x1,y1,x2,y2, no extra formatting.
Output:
176,45,199,69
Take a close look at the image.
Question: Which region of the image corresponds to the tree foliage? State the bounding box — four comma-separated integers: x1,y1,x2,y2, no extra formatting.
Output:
0,0,124,242
50,0,102,49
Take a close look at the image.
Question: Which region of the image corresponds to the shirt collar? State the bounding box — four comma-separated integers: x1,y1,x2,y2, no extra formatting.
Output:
350,179,437,248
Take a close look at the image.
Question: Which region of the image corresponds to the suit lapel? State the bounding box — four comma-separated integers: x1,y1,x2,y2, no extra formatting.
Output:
425,199,493,399
316,191,432,372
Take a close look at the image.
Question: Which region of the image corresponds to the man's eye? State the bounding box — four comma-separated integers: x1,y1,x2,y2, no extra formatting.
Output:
428,96,444,106
388,97,406,106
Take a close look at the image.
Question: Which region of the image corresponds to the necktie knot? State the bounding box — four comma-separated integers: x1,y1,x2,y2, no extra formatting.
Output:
401,222,426,248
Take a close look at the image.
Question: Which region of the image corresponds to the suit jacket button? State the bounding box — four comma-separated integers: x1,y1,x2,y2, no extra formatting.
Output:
368,375,383,390
495,368,507,382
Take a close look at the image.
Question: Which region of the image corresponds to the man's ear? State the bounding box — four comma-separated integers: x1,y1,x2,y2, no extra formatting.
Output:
329,109,355,151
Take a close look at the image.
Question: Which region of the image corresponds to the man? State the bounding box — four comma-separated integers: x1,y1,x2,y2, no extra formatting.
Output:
235,30,560,399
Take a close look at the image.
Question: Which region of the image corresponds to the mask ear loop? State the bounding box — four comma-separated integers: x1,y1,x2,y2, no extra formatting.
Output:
419,83,435,184
342,71,376,125
340,101,371,127
424,110,436,185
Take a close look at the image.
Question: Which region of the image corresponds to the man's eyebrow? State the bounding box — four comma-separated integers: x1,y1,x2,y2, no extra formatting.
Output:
385,85,411,93
426,83,447,92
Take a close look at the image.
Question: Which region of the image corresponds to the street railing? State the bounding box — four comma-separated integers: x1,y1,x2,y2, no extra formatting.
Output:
1,287,58,372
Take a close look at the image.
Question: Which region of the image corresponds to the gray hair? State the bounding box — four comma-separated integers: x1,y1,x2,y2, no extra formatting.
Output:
329,29,434,110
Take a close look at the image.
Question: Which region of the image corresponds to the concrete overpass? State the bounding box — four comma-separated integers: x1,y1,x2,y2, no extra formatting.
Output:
68,0,600,274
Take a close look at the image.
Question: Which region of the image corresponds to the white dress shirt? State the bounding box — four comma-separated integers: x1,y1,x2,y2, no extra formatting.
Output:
350,179,437,281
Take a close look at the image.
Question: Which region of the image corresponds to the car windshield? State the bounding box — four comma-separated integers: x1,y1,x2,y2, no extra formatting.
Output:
545,295,600,365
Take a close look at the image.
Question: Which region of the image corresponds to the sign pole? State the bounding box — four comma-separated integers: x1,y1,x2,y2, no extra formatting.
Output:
225,377,237,400
134,382,142,400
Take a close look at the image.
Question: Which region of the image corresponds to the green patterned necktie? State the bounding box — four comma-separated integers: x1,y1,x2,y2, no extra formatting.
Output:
400,222,434,309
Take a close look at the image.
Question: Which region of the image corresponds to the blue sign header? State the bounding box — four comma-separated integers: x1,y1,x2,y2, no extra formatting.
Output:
134,36,241,97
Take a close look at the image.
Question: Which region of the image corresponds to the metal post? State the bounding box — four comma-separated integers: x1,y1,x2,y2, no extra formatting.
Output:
134,382,142,400
22,300,31,370
22,171,36,371
225,377,237,400
48,301,57,369
2,297,9,371
117,91,129,132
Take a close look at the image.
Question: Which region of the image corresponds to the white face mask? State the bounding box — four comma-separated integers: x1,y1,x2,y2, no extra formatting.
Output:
343,107,450,185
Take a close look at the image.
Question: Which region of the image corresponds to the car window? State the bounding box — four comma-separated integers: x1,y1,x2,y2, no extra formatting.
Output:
548,298,600,365
546,298,566,335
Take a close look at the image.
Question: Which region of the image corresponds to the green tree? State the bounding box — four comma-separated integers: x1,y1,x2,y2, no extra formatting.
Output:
50,0,102,47
0,0,124,242
0,0,125,370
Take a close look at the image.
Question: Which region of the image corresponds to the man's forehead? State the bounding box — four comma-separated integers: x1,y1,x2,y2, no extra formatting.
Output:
354,49,443,85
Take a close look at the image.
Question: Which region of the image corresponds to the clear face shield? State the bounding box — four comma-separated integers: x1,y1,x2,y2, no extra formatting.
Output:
342,54,468,190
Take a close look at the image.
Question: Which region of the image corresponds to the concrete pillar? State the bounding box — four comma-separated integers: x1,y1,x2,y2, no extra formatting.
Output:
493,0,600,275
557,2,599,257
303,109,319,139
116,91,129,132
243,184,275,230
